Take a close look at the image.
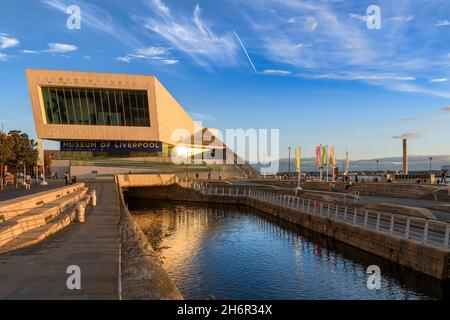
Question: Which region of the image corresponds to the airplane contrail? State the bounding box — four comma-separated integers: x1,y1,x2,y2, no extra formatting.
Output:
233,31,257,73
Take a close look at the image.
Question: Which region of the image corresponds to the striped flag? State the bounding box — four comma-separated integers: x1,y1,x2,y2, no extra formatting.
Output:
330,145,336,167
295,148,301,173
316,145,321,168
322,145,328,166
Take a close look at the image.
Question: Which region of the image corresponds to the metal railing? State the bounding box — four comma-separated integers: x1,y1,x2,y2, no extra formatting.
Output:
178,180,450,250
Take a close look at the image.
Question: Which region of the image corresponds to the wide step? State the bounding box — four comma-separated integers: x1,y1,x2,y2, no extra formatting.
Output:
0,188,88,247
0,207,77,254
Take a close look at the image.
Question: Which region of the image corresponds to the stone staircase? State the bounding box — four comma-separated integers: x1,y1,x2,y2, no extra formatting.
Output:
0,184,91,254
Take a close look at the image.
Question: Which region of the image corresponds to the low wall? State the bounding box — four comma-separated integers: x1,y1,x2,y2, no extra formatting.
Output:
116,177,182,300
260,180,448,201
126,185,450,280
117,174,175,188
365,203,436,219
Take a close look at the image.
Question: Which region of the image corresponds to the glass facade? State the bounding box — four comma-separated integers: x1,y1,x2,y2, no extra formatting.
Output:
41,87,150,127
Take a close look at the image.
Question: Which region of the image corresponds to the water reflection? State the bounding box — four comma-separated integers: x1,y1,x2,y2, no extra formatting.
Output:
129,199,450,300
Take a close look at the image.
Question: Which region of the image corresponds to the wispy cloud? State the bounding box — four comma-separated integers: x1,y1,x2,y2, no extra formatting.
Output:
390,16,415,23
287,16,318,31
20,43,78,55
46,43,78,53
140,1,240,69
436,20,450,27
386,83,450,99
0,53,9,61
349,13,368,22
20,50,39,54
0,34,19,49
117,46,178,65
136,47,168,56
40,0,140,48
260,69,292,76
300,72,415,82
230,0,450,100
429,78,448,83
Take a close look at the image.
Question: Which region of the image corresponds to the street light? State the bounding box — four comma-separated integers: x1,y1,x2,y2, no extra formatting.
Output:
429,157,433,181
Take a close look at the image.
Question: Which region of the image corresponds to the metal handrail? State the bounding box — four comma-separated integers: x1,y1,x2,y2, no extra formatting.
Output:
179,182,450,250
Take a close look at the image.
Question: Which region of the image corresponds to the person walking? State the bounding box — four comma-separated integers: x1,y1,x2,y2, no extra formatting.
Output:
25,175,31,190
345,177,353,191
64,171,70,185
441,172,447,184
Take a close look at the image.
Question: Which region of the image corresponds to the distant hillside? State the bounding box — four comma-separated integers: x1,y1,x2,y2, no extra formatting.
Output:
252,155,450,173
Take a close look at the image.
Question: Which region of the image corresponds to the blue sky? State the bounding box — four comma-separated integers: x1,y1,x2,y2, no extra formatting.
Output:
0,0,450,160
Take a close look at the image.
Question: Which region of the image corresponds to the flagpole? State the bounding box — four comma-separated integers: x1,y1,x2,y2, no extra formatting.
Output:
326,146,329,183
297,148,301,189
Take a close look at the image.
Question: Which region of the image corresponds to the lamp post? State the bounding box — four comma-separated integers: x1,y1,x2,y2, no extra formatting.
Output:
288,147,291,178
429,157,433,182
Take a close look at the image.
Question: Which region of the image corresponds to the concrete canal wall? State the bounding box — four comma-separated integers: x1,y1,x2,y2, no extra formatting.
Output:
115,176,182,300
123,178,450,281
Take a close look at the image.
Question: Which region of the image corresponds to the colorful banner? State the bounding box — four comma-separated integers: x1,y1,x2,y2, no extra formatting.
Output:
322,145,328,166
315,145,321,168
330,145,336,167
37,139,44,166
295,148,301,173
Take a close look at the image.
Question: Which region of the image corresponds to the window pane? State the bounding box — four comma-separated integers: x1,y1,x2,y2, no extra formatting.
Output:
49,88,60,124
88,90,97,125
42,88,54,124
100,90,111,125
129,91,138,126
73,89,83,125
115,91,126,126
64,89,76,124
55,88,68,124
108,90,119,126
142,92,150,126
93,90,105,125
79,90,90,125
123,91,133,126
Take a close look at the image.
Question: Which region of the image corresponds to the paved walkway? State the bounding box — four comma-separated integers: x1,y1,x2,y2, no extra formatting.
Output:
359,195,450,222
0,180,66,202
0,179,120,300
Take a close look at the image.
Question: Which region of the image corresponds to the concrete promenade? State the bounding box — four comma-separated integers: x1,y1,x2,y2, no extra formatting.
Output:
359,195,450,222
0,179,120,300
0,180,65,202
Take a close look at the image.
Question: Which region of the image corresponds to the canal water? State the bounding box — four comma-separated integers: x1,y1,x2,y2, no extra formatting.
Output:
128,200,450,300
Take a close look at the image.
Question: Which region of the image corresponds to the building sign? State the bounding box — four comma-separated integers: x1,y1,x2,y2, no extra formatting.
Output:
60,141,163,153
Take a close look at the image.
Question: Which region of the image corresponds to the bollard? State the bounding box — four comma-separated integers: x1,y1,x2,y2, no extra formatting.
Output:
91,190,97,207
76,202,86,223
